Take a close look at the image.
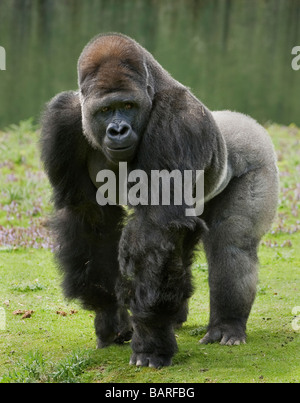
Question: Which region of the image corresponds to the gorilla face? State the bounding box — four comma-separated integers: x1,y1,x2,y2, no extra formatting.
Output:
84,92,142,162
77,35,153,163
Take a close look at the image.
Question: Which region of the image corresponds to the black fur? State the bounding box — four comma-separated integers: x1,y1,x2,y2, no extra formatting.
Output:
40,34,278,367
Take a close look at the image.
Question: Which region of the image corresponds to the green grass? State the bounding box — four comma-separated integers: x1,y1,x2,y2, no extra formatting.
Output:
0,120,299,383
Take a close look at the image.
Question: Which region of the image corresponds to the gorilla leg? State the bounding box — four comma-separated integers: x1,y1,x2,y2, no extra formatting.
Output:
201,215,258,345
95,306,132,348
201,168,278,345
53,204,132,347
174,300,189,328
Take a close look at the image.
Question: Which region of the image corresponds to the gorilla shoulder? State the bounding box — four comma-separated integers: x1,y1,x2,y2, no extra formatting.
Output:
45,91,81,119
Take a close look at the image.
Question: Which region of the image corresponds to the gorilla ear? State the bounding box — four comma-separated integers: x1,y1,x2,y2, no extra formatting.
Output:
147,84,154,102
143,59,154,102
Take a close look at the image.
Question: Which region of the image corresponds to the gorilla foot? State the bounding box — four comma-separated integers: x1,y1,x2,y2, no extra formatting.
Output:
97,328,133,348
95,307,133,348
129,353,172,368
199,323,247,346
114,329,133,345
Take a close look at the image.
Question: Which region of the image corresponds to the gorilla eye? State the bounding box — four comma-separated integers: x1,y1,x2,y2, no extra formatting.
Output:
100,106,110,113
124,103,134,110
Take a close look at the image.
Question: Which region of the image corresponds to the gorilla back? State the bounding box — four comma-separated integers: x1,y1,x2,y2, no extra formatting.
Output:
40,33,278,368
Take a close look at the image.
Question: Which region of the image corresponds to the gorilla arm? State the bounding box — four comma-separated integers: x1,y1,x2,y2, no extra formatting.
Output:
40,91,129,342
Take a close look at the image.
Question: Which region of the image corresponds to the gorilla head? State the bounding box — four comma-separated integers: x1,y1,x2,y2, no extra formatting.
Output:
77,34,154,163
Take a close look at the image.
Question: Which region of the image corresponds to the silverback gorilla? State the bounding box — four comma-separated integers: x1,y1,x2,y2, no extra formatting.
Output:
41,33,279,368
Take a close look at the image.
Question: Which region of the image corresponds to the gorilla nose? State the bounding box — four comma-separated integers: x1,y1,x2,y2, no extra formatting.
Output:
107,122,131,139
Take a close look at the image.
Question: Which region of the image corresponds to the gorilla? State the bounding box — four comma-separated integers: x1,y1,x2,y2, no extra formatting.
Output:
41,33,278,368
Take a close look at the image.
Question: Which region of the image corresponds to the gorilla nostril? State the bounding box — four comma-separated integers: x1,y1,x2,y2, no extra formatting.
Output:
107,122,130,138
107,123,119,137
120,123,130,136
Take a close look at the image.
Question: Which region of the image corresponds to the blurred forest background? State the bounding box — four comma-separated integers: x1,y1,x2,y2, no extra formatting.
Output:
0,0,299,127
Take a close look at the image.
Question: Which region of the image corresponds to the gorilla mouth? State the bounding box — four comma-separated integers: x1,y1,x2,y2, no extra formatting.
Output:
106,143,137,161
